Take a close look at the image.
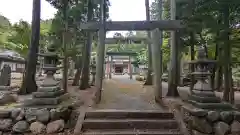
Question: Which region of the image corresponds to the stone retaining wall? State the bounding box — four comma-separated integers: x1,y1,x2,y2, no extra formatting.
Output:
164,98,240,135
182,105,240,135
0,106,73,134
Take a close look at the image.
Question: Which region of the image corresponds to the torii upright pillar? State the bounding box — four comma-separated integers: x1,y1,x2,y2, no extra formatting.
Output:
128,56,133,79
95,0,106,103
109,56,112,79
151,0,163,102
167,0,180,97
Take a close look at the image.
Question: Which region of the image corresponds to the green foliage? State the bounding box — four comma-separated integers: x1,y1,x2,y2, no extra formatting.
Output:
46,0,110,60
149,0,240,63
0,14,52,58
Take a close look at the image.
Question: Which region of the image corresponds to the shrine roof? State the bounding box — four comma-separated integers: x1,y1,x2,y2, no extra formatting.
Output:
0,55,25,63
106,52,137,56
0,50,25,63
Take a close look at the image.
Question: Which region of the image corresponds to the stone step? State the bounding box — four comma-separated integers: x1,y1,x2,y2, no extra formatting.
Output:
82,119,179,130
85,110,174,119
82,129,182,135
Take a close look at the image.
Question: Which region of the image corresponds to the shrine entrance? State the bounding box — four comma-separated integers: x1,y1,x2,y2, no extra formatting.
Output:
105,52,136,79
114,65,124,74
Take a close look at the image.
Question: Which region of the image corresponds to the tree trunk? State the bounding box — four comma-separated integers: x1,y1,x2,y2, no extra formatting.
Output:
215,65,223,91
72,68,81,86
189,32,195,93
144,0,153,85
202,43,208,58
62,0,68,92
68,58,75,77
229,67,234,104
72,57,82,86
19,0,40,94
79,1,93,90
222,4,231,102
215,41,223,91
166,0,179,97
95,0,107,103
211,36,219,90
189,0,195,93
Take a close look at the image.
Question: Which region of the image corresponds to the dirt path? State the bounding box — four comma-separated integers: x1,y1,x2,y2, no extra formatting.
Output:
95,77,163,110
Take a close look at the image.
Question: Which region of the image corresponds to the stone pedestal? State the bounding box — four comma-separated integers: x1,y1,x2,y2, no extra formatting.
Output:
188,62,233,110
24,72,68,106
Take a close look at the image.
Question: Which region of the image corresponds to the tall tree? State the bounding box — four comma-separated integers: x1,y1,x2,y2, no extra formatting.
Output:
20,0,41,94
79,0,94,90
144,0,153,85
47,0,110,88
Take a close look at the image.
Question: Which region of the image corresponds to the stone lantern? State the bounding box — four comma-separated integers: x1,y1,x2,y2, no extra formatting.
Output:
188,46,233,110
24,47,67,106
39,47,61,86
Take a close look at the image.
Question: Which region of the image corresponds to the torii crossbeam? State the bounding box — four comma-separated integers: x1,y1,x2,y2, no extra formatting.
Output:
80,20,184,31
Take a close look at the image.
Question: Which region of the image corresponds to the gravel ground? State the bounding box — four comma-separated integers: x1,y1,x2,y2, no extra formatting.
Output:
95,75,163,110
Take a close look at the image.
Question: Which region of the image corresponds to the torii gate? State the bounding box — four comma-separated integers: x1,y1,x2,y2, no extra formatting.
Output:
80,0,187,103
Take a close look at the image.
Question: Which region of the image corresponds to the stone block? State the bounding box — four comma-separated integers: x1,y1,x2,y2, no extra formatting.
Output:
0,86,12,91
50,107,72,121
36,109,50,124
193,81,212,91
24,93,69,106
234,111,240,121
38,86,61,92
188,100,234,110
46,119,64,133
30,121,46,134
12,120,30,133
0,92,17,105
231,120,240,134
191,116,213,134
58,93,70,103
0,119,13,131
190,95,221,103
206,111,220,122
213,121,230,135
11,108,21,119
24,98,60,106
192,90,215,97
0,109,11,118
32,90,65,98
220,111,234,124
181,105,208,117
41,78,60,87
192,130,211,135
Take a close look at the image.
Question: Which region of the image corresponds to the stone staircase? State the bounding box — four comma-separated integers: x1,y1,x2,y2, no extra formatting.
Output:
81,110,183,135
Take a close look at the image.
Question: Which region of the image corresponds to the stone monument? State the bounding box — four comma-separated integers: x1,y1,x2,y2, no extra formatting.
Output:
24,47,68,106
188,46,233,110
0,64,17,105
0,64,11,86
